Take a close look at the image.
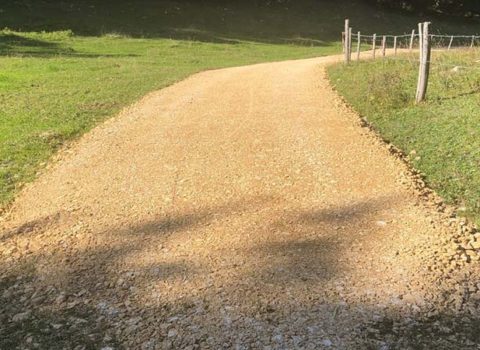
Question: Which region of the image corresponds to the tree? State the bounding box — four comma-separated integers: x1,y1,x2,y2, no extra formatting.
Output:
371,0,480,17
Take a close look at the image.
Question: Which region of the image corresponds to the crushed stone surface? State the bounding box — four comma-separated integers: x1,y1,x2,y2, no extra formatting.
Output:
1,55,480,349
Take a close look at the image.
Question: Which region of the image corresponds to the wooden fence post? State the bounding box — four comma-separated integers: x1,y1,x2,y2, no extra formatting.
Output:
448,35,454,50
344,19,350,64
357,31,361,61
418,23,423,53
471,35,475,48
348,27,353,61
382,35,386,58
372,34,376,59
394,36,398,55
409,29,415,52
416,22,431,103
417,23,424,99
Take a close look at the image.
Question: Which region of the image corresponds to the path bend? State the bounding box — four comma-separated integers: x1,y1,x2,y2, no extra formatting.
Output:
1,54,478,349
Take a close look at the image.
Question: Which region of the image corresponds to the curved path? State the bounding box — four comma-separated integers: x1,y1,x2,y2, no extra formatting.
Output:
1,55,479,349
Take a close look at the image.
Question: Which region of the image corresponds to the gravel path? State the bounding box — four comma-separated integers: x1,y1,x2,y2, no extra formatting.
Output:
1,55,480,349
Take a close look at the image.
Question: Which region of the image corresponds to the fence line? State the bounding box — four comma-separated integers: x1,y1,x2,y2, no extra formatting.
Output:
342,19,480,102
357,34,480,39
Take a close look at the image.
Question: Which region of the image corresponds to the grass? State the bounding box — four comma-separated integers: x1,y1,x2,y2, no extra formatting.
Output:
327,49,480,225
0,0,478,209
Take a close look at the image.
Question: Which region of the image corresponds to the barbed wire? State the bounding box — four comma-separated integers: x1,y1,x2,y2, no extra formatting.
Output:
343,24,480,101
384,56,480,71
351,34,479,39
358,34,413,38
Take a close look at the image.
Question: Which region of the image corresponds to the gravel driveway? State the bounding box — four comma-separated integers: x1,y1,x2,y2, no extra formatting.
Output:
1,55,480,349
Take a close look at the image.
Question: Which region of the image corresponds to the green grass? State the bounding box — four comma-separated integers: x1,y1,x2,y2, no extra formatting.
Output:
327,49,480,225
0,0,478,210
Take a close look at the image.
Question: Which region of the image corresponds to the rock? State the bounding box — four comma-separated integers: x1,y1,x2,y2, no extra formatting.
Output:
55,293,66,304
322,339,333,347
272,334,283,343
470,241,480,250
12,311,31,322
141,340,157,350
167,328,178,338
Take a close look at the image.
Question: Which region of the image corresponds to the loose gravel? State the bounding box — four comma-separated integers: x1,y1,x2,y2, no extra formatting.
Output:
1,55,480,349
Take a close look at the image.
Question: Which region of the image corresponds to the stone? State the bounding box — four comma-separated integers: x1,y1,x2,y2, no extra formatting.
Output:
322,339,333,347
12,311,31,322
272,334,283,343
168,329,178,338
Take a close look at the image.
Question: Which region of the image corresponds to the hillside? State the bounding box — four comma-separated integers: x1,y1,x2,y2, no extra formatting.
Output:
2,0,479,42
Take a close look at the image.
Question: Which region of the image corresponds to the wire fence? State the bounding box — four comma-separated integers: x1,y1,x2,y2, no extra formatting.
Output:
342,20,480,102
352,34,479,50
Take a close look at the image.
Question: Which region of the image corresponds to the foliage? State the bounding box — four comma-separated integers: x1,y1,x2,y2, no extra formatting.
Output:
371,0,480,17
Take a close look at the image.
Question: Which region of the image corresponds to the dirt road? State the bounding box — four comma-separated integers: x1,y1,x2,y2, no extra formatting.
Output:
1,55,480,349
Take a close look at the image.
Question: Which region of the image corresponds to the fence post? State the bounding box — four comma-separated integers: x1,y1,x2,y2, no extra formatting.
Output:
372,34,376,59
416,22,431,103
409,29,415,52
344,19,350,64
394,36,398,56
448,35,454,50
356,31,361,61
342,32,345,53
416,23,424,101
348,27,353,61
471,35,475,48
382,36,386,58
418,23,423,53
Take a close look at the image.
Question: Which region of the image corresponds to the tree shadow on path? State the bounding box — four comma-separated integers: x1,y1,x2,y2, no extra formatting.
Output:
2,195,480,348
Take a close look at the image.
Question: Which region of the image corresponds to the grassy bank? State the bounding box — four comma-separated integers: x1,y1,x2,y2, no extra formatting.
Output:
327,49,480,225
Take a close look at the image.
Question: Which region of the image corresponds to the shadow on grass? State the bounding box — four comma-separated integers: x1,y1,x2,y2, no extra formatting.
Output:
4,0,472,46
435,88,480,101
0,33,139,58
1,195,479,348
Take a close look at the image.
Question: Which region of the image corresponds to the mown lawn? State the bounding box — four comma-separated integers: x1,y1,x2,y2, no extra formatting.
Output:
328,49,480,225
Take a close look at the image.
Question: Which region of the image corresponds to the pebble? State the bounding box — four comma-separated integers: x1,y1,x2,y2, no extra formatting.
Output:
12,311,31,322
167,329,178,338
322,339,333,347
272,334,283,343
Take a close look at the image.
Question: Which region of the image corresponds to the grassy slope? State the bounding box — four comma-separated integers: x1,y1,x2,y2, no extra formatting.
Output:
328,49,480,225
0,0,478,209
